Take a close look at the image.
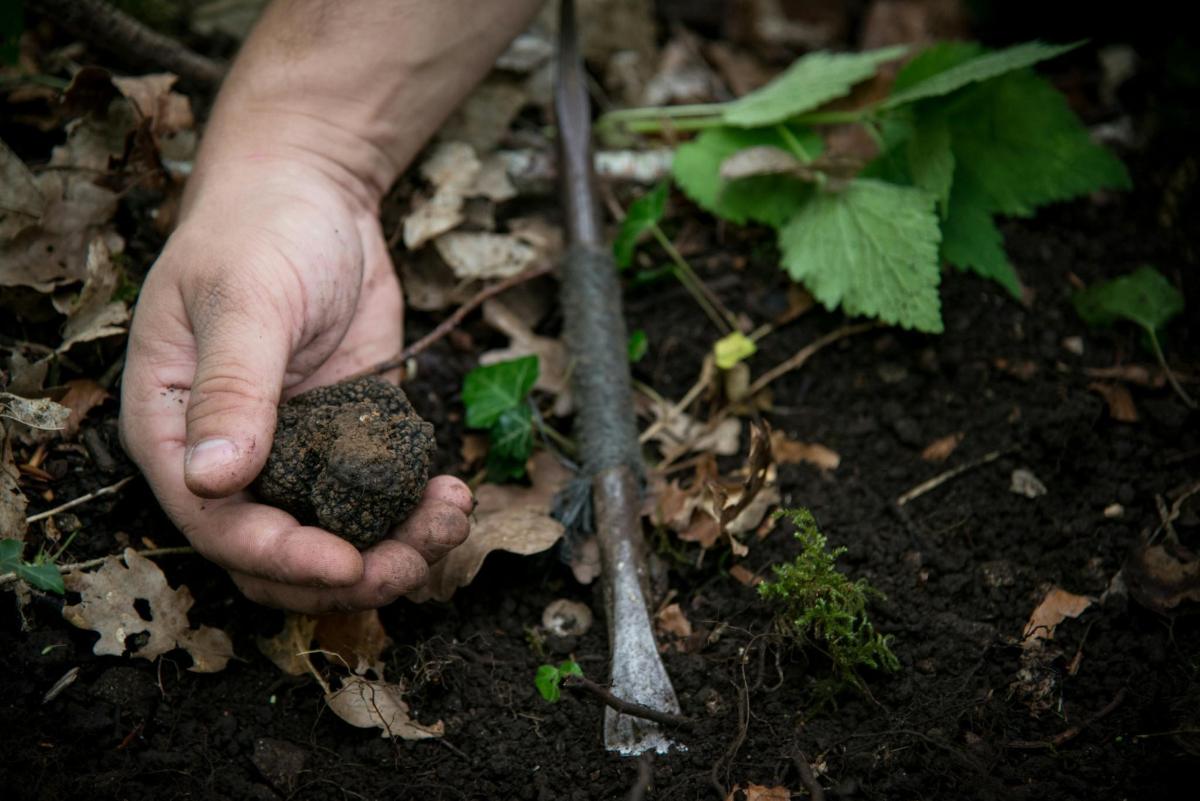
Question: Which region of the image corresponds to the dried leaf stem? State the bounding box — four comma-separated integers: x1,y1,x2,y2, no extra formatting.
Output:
562,675,695,730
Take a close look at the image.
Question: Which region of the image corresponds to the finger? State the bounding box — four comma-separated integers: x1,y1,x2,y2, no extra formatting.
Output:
424,474,474,514
182,271,292,498
230,539,429,613
391,480,472,565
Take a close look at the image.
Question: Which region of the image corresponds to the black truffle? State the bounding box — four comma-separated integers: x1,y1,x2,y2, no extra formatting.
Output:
254,377,435,549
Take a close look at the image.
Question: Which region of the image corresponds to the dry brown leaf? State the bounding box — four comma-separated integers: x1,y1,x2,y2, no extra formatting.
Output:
1088,382,1138,423
479,297,571,415
111,73,194,138
315,609,391,676
403,142,480,250
438,78,528,153
471,153,517,201
1,426,27,540
0,393,70,431
257,613,318,676
58,379,110,439
63,548,235,671
0,137,45,237
435,231,538,280
325,676,444,740
55,238,130,352
645,403,741,460
459,432,489,469
727,785,792,801
729,564,761,587
771,430,840,471
921,431,964,463
1083,364,1168,388
1021,587,1093,650
655,602,693,639
399,249,473,312
1124,542,1200,614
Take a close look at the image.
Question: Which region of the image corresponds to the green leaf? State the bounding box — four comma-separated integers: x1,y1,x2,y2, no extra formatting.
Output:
486,404,534,482
672,125,821,227
462,355,539,428
890,42,984,96
714,331,757,369
778,180,943,333
16,562,64,594
940,175,1022,299
947,71,1130,216
614,182,669,269
907,115,954,216
883,40,1084,109
1072,266,1184,334
627,329,648,363
723,45,908,127
0,539,21,562
535,664,562,702
558,660,583,678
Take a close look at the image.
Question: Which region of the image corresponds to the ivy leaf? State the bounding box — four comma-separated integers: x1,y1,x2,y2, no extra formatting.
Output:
723,45,908,127
882,40,1084,109
948,71,1130,217
673,125,822,227
534,664,563,702
627,329,648,363
1072,266,1184,334
907,115,954,216
487,404,534,480
940,173,1022,298
779,180,943,333
462,355,539,428
613,182,668,269
714,331,757,369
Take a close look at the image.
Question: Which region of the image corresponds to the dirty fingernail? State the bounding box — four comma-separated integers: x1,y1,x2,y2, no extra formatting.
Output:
186,438,238,477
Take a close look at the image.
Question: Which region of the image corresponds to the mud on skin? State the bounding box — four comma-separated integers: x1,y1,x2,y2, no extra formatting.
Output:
253,377,435,549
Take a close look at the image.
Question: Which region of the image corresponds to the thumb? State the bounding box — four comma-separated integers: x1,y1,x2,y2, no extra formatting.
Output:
184,295,290,498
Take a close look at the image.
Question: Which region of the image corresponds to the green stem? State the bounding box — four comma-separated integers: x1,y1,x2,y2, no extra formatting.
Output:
650,224,734,333
1147,328,1197,409
776,124,813,162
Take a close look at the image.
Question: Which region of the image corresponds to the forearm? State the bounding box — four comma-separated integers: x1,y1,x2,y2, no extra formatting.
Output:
187,0,544,210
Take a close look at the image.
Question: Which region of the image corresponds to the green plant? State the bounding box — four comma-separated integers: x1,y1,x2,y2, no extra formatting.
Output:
602,41,1129,334
462,354,539,480
0,538,66,594
1073,266,1193,407
758,509,898,695
534,659,583,702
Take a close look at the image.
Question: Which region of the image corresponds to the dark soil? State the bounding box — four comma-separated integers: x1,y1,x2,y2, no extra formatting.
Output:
3,19,1200,801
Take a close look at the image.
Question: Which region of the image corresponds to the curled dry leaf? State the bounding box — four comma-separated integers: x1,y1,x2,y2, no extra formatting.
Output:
1088,382,1138,423
1,427,27,540
63,548,235,672
438,78,529,153
479,298,571,415
257,613,318,676
770,430,840,470
644,403,741,461
111,73,195,139
403,142,480,250
0,393,70,431
727,785,792,801
654,602,693,638
315,610,391,676
1021,587,1093,650
1124,542,1200,614
921,431,965,462
55,238,130,353
435,231,538,280
325,676,444,740
0,138,45,234
57,379,110,439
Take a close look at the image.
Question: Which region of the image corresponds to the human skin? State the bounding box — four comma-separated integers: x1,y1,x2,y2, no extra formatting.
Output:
119,0,544,613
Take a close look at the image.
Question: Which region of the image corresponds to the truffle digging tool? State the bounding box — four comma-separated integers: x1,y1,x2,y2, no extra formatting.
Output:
554,0,681,755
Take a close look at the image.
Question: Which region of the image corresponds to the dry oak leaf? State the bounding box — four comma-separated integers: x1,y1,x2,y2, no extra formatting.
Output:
921,431,964,462
435,230,537,280
57,379,110,439
655,602,693,639
1124,542,1200,614
0,393,70,431
325,676,444,740
316,609,392,677
55,238,130,353
1,426,27,540
257,613,318,676
644,400,741,460
63,548,235,672
1021,586,1093,650
111,73,195,139
771,430,840,470
403,142,480,250
0,137,45,236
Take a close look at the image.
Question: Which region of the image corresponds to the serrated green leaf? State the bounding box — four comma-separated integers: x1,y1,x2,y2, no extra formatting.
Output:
940,174,1022,298
714,331,757,369
627,329,648,363
778,180,943,333
907,115,954,216
883,40,1084,109
948,71,1130,216
1072,266,1184,333
535,664,562,702
672,125,821,227
0,539,21,561
891,42,984,95
724,45,908,127
463,355,539,428
16,561,64,594
614,182,668,269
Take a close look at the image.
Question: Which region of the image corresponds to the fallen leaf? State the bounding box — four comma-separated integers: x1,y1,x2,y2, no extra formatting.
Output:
479,298,571,415
542,598,594,636
325,676,443,740
55,238,130,352
0,137,46,237
1010,468,1047,498
435,231,537,280
729,564,761,586
111,73,194,139
315,610,391,676
720,145,806,180
403,142,480,250
459,432,489,468
1124,542,1200,614
921,432,964,462
438,77,528,153
399,249,473,312
1083,364,1168,388
727,785,792,801
1021,587,1093,650
1,426,27,540
4,352,51,395
655,603,693,638
644,403,741,461
257,613,318,676
0,393,70,431
57,379,109,438
641,32,720,106
471,153,517,201
63,548,235,672
771,430,840,470
1088,382,1138,422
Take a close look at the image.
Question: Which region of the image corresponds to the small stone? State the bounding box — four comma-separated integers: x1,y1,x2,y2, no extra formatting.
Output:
1010,468,1047,498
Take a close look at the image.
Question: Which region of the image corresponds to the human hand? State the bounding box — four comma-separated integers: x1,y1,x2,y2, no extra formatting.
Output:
120,150,471,613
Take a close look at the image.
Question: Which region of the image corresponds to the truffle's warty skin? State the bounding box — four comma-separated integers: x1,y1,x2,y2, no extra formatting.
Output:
254,377,435,549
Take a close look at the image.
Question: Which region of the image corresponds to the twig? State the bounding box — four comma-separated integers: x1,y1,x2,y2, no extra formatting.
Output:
562,675,695,730
25,475,135,523
26,0,227,89
896,449,1012,507
364,264,554,378
791,744,826,801
1006,688,1128,750
0,545,194,588
746,322,877,398
1148,329,1197,409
